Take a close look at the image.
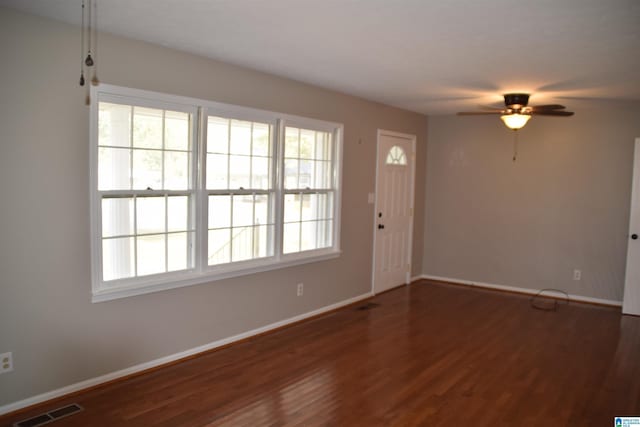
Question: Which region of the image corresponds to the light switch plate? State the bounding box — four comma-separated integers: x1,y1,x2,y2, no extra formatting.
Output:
368,193,375,204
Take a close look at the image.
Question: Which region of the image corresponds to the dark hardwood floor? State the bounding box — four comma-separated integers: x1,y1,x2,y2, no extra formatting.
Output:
3,280,639,426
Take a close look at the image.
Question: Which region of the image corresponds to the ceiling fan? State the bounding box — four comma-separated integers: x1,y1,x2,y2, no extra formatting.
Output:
457,93,574,130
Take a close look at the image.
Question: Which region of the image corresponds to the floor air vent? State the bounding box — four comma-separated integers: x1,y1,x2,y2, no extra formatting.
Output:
14,403,83,427
356,302,380,310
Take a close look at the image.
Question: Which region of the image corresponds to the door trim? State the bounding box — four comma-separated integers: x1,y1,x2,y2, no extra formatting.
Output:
623,137,640,315
371,129,417,295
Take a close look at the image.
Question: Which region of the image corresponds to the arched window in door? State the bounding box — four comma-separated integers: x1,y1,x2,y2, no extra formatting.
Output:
386,145,407,165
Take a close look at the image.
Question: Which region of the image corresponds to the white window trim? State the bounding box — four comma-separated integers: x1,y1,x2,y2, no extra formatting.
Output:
90,84,343,303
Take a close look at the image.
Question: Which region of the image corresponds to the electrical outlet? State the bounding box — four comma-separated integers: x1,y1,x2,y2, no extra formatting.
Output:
0,352,13,374
297,283,304,297
573,269,581,281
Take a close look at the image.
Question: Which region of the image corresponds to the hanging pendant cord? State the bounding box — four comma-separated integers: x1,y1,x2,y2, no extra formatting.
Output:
512,130,519,162
79,0,85,86
91,0,99,86
87,0,91,56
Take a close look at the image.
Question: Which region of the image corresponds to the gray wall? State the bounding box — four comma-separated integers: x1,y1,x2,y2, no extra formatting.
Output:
0,8,427,406
423,106,640,301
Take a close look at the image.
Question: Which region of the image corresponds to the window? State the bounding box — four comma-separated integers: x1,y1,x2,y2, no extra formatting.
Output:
91,85,342,302
385,145,407,165
283,127,335,253
205,117,274,265
97,101,197,283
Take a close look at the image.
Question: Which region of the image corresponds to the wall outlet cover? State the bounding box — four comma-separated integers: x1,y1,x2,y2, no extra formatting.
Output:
0,352,13,374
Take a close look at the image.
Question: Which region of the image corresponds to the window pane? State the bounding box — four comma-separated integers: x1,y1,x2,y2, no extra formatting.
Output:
254,194,270,225
283,222,300,254
207,153,228,189
314,160,332,189
301,193,332,221
299,160,312,188
252,123,270,156
165,111,190,151
300,220,333,251
102,198,134,237
299,130,315,159
99,103,130,148
230,120,251,155
285,127,299,158
320,193,333,220
301,194,313,221
137,234,166,276
209,195,231,229
284,194,301,223
208,228,231,265
207,116,229,154
167,232,191,272
284,159,298,189
251,156,270,189
132,149,162,190
318,220,333,248
168,196,189,232
231,226,253,262
99,147,131,191
255,225,272,258
301,221,318,251
315,132,332,161
164,151,190,190
136,197,165,235
102,237,134,281
233,195,255,227
133,107,163,149
283,128,333,191
229,155,250,189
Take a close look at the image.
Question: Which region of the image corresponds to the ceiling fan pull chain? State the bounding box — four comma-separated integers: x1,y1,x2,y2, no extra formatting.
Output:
512,131,518,162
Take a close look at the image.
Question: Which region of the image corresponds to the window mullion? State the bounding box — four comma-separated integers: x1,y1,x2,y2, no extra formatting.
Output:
162,111,168,274
226,118,231,191
164,195,169,273
229,194,234,262
249,123,254,189
197,107,207,273
161,110,166,190
274,120,285,259
252,193,256,258
129,105,134,190
133,195,138,277
298,190,303,253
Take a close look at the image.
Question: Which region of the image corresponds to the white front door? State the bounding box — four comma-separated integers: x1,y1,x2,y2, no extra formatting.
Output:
372,130,416,294
623,137,640,315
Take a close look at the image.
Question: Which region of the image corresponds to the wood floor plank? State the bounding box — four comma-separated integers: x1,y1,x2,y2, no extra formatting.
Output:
2,280,639,426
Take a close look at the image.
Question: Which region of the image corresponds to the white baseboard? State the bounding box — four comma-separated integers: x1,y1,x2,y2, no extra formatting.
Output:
0,292,373,416
417,274,622,307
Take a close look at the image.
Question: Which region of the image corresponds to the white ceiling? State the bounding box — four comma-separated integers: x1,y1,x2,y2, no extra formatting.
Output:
2,0,639,115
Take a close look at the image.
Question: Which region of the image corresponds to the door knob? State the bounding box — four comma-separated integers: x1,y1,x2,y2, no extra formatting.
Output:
378,224,385,229
633,234,638,240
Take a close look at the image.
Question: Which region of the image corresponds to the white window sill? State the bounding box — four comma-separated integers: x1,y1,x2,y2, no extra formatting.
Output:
92,250,341,303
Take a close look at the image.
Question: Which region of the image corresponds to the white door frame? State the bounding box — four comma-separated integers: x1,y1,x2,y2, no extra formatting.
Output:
623,137,640,315
371,129,417,294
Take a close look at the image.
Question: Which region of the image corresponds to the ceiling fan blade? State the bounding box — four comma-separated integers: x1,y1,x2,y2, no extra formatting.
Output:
530,104,566,111
457,111,503,115
531,110,574,116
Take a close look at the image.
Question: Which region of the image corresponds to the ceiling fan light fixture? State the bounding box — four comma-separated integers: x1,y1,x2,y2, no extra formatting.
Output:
500,113,531,130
